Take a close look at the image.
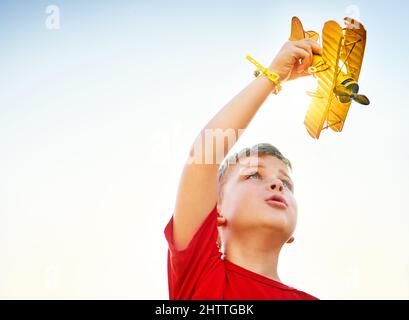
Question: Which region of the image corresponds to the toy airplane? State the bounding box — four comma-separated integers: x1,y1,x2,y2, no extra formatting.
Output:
290,16,370,139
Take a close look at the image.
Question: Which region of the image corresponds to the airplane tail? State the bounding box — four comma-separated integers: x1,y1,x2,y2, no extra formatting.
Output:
290,16,320,41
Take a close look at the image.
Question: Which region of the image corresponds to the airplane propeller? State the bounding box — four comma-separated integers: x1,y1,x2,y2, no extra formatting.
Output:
333,80,370,105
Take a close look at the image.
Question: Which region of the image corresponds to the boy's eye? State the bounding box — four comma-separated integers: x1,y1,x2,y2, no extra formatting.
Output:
244,172,294,192
246,172,260,180
283,180,294,192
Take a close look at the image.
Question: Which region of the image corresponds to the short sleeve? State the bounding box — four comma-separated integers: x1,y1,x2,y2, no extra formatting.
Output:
164,203,224,299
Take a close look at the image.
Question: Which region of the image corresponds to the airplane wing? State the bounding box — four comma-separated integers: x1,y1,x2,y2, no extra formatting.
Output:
326,18,367,132
342,17,367,81
304,21,345,139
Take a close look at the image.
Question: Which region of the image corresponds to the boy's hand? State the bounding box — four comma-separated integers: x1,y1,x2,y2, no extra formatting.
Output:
268,39,323,82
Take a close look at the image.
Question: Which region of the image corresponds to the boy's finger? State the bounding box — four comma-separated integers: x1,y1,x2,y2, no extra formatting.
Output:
294,43,313,72
294,41,313,58
308,39,323,55
296,39,322,55
297,38,323,55
293,47,311,73
295,69,312,78
292,47,311,62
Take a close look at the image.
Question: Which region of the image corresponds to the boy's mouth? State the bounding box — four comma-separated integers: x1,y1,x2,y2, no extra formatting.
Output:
265,194,288,209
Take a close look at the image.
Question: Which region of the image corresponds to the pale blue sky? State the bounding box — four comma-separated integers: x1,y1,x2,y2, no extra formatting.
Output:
0,0,408,299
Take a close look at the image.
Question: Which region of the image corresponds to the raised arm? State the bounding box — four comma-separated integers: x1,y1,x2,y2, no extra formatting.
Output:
172,39,322,250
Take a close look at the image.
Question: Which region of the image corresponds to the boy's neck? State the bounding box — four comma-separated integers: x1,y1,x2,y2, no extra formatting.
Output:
222,234,282,282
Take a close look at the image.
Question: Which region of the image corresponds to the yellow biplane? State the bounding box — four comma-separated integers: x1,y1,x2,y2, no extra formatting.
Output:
290,16,370,139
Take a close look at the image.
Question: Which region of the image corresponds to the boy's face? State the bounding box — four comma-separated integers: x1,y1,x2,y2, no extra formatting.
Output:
217,155,297,245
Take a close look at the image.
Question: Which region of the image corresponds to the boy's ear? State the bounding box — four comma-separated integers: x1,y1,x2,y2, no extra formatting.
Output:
217,216,227,226
286,236,295,244
216,203,226,226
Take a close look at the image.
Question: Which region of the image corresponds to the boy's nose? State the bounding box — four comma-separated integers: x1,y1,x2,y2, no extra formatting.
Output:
269,179,284,192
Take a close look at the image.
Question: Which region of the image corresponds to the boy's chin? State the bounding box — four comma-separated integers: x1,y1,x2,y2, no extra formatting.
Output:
258,211,295,235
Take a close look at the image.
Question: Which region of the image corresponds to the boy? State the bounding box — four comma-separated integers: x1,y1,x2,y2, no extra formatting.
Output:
164,39,322,299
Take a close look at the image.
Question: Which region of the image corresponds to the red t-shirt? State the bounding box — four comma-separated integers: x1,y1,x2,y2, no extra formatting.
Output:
164,203,318,300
